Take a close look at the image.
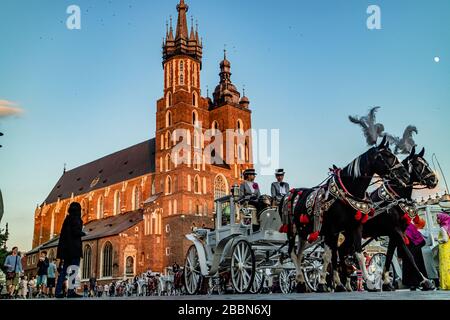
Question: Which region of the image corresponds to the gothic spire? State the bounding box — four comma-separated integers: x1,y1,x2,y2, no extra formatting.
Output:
175,0,189,40
189,16,196,41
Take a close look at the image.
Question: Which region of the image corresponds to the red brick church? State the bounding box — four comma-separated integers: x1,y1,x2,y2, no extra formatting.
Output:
26,0,254,281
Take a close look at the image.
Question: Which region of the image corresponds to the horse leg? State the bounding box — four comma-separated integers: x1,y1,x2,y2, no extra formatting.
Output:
317,242,332,293
382,238,396,291
331,239,346,292
393,229,435,291
353,224,370,282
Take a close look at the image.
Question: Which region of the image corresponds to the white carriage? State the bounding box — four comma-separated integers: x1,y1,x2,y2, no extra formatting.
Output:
183,185,324,294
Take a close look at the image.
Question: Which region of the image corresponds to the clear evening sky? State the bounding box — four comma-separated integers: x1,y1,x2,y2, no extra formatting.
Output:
0,0,449,251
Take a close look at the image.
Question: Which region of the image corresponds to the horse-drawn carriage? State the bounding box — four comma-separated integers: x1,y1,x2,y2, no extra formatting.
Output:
183,185,324,295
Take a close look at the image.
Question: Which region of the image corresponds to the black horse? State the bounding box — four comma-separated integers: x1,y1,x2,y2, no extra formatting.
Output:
355,147,438,291
280,137,410,292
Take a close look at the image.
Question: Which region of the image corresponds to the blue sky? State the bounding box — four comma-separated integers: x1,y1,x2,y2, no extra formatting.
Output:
0,0,449,251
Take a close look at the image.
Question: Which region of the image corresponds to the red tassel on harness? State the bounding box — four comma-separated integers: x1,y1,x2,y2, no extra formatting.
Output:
308,231,320,243
279,224,289,233
403,213,411,225
404,235,410,245
361,214,369,224
297,191,303,196
354,210,362,221
299,214,309,225
369,208,375,217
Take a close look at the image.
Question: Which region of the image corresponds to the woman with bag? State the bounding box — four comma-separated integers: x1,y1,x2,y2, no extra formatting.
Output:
3,246,23,298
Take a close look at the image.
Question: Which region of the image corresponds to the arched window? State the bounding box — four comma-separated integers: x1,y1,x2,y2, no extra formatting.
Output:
165,154,171,171
194,175,201,194
211,121,219,135
114,191,121,215
82,245,92,279
237,119,244,134
102,242,113,278
132,186,140,211
166,111,172,128
165,131,170,149
165,176,172,195
214,175,228,200
179,61,184,85
194,153,201,171
192,92,198,107
126,256,134,276
192,111,198,126
193,130,200,149
151,179,156,195
97,196,104,219
238,144,245,161
166,92,172,108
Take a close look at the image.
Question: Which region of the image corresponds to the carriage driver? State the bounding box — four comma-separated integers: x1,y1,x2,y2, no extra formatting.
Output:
271,169,290,205
239,168,262,210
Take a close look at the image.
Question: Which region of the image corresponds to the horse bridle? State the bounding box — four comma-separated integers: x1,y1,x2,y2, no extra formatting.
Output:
374,148,407,186
408,156,435,186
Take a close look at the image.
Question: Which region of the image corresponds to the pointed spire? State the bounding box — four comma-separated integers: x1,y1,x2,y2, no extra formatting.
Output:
189,16,196,41
175,0,189,40
63,163,66,174
165,20,169,37
195,20,199,41
168,15,174,40
206,85,209,98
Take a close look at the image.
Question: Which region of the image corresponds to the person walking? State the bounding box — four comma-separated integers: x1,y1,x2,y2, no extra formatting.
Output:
55,202,85,298
3,246,23,299
437,212,450,290
89,273,97,297
400,221,428,290
28,276,36,298
47,258,57,297
36,251,49,297
19,276,28,299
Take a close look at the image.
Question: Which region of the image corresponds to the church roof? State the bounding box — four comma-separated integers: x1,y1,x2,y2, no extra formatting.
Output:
27,210,144,253
44,139,156,204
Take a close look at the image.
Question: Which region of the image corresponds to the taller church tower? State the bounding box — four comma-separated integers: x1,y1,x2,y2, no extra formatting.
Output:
154,0,254,268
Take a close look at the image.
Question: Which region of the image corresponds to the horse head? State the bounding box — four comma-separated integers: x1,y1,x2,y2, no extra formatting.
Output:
404,147,438,189
371,136,410,187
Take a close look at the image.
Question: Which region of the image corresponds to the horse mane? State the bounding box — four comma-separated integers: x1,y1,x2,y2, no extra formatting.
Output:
344,148,374,179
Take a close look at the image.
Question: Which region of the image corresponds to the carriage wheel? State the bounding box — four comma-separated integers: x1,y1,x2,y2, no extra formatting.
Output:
279,269,294,294
230,240,256,294
184,245,203,295
303,259,322,292
249,270,265,294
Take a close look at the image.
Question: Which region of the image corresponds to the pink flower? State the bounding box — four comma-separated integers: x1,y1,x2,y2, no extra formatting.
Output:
253,183,259,190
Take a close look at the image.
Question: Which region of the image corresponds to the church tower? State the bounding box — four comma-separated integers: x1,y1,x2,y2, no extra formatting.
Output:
154,0,254,267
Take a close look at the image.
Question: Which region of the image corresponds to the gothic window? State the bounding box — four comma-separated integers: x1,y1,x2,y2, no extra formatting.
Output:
238,144,245,161
114,190,121,215
194,153,201,171
97,196,104,219
211,120,219,135
126,256,134,276
82,245,92,279
237,119,244,134
102,242,113,278
151,179,155,195
165,176,172,195
192,92,198,107
166,92,172,108
214,174,228,212
193,130,200,149
166,111,172,128
132,186,140,211
165,154,172,171
165,131,170,149
194,175,201,194
160,134,164,150
192,110,198,126
180,74,184,85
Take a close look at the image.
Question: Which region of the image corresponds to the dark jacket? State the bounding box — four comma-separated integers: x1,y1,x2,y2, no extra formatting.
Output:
56,208,85,261
37,257,49,276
